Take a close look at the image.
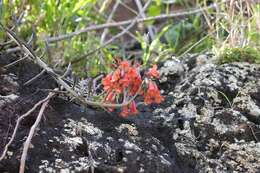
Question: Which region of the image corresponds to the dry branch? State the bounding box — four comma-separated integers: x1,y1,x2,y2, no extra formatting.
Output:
135,0,155,40
69,0,152,65
0,23,141,108
0,93,55,161
4,54,29,69
93,6,137,41
23,69,46,86
100,0,121,44
46,4,217,43
19,92,55,173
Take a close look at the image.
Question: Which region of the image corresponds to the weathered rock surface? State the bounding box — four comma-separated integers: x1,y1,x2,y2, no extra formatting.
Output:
157,54,260,173
1,53,260,173
0,54,192,173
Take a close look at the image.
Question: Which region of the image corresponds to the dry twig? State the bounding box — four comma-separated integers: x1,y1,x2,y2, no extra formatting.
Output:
134,0,155,40
23,69,46,86
0,23,142,108
100,0,121,44
248,124,259,142
0,93,55,161
4,54,29,69
46,4,217,43
19,92,55,173
4,33,35,54
69,0,152,65
93,6,137,41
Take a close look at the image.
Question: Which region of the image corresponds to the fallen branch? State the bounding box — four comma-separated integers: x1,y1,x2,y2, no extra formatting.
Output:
0,93,55,161
19,92,55,173
23,69,46,86
4,33,35,54
4,54,29,69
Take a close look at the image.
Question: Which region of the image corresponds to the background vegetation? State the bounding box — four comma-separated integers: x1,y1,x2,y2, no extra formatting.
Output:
0,0,260,77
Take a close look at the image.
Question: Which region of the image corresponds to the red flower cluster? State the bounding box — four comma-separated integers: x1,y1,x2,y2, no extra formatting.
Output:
102,59,163,117
102,60,142,95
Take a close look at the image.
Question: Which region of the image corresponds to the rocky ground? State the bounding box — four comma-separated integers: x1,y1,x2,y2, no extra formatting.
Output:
0,52,260,173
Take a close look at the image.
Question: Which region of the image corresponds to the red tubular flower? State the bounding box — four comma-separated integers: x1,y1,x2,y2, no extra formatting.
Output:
120,106,129,117
119,60,130,70
105,92,115,102
144,80,164,105
127,67,142,95
104,92,115,112
129,101,138,115
129,78,141,95
112,69,121,82
120,101,138,117
146,65,160,79
102,74,112,91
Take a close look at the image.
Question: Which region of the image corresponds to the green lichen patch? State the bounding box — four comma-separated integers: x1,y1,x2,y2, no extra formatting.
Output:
218,47,260,64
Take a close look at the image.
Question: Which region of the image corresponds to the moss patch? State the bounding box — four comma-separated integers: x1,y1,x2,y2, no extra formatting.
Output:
218,47,260,64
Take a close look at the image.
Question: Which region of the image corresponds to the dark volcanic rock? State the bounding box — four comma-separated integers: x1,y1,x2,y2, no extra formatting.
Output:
0,54,193,173
156,56,260,173
1,52,260,173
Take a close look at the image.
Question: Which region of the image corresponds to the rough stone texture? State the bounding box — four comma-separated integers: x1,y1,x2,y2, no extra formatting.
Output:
1,53,260,173
155,54,260,173
0,74,19,109
0,54,192,173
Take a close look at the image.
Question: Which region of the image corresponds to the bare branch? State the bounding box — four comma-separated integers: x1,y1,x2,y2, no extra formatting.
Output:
60,62,71,79
4,54,29,69
94,6,138,41
0,23,142,108
23,69,46,86
44,39,53,63
46,4,217,43
100,0,121,44
5,46,21,54
0,93,55,161
69,0,152,65
4,33,35,54
134,0,155,40
119,0,139,15
19,92,55,173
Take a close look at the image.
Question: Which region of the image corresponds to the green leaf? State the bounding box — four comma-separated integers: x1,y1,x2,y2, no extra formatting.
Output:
73,0,90,12
155,0,162,6
147,4,161,17
146,4,162,25
192,15,201,31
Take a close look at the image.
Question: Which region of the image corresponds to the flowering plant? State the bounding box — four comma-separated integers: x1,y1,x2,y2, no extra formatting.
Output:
102,59,164,117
